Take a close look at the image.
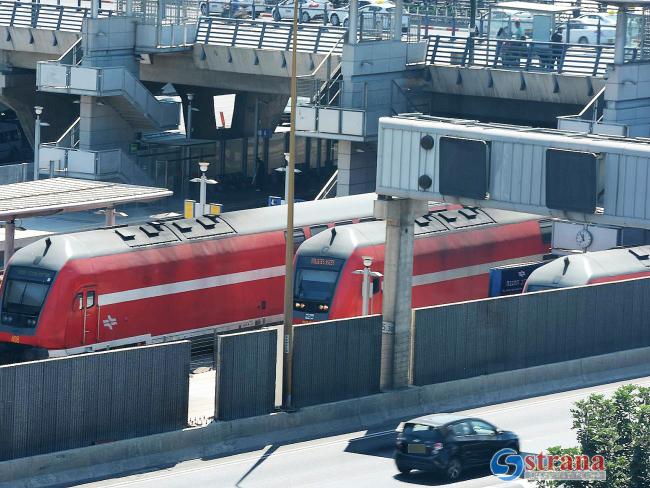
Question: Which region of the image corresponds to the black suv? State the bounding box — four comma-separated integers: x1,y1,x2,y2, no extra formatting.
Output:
395,413,520,481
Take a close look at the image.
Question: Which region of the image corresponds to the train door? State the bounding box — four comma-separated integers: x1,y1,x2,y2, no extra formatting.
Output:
69,286,98,346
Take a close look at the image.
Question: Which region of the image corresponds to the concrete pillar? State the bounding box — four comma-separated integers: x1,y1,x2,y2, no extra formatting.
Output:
614,8,627,65
336,140,376,196
78,95,135,152
176,87,219,140
393,0,403,41
348,0,358,45
374,197,428,390
3,219,15,269
228,92,289,139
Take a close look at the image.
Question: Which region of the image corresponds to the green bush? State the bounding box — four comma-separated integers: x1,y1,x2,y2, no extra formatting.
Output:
537,385,650,488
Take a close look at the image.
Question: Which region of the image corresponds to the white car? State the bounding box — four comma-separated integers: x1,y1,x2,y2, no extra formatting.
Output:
564,16,616,44
272,0,333,23
489,10,533,38
330,2,408,30
199,0,260,17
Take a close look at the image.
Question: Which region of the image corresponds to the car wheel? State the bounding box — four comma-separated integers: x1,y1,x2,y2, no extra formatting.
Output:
445,458,462,482
343,18,349,28
301,11,310,23
330,13,339,25
396,464,411,475
578,36,589,44
272,8,281,21
200,3,208,15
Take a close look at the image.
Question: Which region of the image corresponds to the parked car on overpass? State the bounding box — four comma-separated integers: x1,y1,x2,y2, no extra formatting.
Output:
395,414,520,481
272,0,333,22
330,2,409,29
564,14,616,44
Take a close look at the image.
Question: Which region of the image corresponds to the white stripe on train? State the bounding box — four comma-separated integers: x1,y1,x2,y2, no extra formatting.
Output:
98,255,544,307
97,265,286,306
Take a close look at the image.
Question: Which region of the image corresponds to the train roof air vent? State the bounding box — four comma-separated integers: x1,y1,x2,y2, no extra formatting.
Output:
196,217,216,230
629,247,650,261
438,211,457,223
115,228,136,241
139,225,160,237
415,216,430,227
173,221,193,233
459,208,478,219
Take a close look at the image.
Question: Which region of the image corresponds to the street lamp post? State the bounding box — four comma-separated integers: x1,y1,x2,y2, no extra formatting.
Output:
186,93,195,140
190,161,218,216
34,106,45,182
353,256,383,316
275,154,302,203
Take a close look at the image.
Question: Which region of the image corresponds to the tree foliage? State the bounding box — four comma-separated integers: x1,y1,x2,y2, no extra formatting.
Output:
537,385,650,488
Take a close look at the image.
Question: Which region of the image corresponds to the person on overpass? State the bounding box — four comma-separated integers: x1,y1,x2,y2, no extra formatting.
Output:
550,27,564,71
513,19,524,39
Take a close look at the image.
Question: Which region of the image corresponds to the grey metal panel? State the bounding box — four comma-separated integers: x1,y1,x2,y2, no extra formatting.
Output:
292,315,381,408
376,116,650,230
412,278,650,386
215,329,277,421
0,342,189,461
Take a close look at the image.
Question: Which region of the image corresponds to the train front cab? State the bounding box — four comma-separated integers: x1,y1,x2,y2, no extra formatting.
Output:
293,255,346,323
0,265,56,363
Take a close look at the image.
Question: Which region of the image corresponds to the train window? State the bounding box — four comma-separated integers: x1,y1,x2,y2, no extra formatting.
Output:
86,291,95,309
286,229,306,248
310,224,328,236
75,293,83,310
359,217,375,223
372,277,381,294
334,220,353,226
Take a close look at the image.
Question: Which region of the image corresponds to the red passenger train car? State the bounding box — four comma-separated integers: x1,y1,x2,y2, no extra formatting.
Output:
293,206,551,322
0,194,377,362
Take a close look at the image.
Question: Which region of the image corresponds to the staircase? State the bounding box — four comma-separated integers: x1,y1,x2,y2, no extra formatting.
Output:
36,62,179,131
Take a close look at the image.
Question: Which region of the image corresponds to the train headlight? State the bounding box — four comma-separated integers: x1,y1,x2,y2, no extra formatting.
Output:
2,314,13,323
318,305,329,311
323,305,329,311
27,318,36,326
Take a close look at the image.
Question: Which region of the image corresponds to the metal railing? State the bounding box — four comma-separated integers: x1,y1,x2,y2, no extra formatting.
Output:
57,37,84,65
0,1,112,32
116,0,200,25
424,35,640,76
51,117,81,149
315,169,338,200
196,17,346,54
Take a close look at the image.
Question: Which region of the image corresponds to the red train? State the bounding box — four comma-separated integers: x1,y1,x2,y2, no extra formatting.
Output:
524,245,650,292
0,194,377,362
293,206,551,322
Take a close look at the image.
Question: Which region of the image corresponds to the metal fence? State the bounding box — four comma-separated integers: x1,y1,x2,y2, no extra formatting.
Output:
0,162,32,185
0,342,190,461
424,35,629,76
292,315,382,408
412,277,650,386
214,329,277,421
196,17,346,54
0,1,113,32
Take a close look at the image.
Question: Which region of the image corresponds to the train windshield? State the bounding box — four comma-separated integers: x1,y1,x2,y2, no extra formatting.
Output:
525,284,558,293
294,257,345,303
1,266,55,328
295,269,339,302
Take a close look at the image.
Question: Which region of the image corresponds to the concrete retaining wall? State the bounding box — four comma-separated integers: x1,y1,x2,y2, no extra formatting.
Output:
3,345,649,487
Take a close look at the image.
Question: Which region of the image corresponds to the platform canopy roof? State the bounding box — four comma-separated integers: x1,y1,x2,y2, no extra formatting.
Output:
0,178,172,220
493,1,576,13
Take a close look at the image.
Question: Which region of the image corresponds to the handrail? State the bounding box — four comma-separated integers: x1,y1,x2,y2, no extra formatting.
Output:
578,86,607,118
298,36,344,81
0,1,113,32
426,35,623,77
315,169,338,200
54,117,81,148
57,37,83,65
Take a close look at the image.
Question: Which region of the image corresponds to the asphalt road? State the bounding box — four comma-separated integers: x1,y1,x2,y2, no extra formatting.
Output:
77,375,650,488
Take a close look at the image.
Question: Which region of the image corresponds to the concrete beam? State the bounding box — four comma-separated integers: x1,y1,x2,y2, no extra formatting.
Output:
140,51,292,95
